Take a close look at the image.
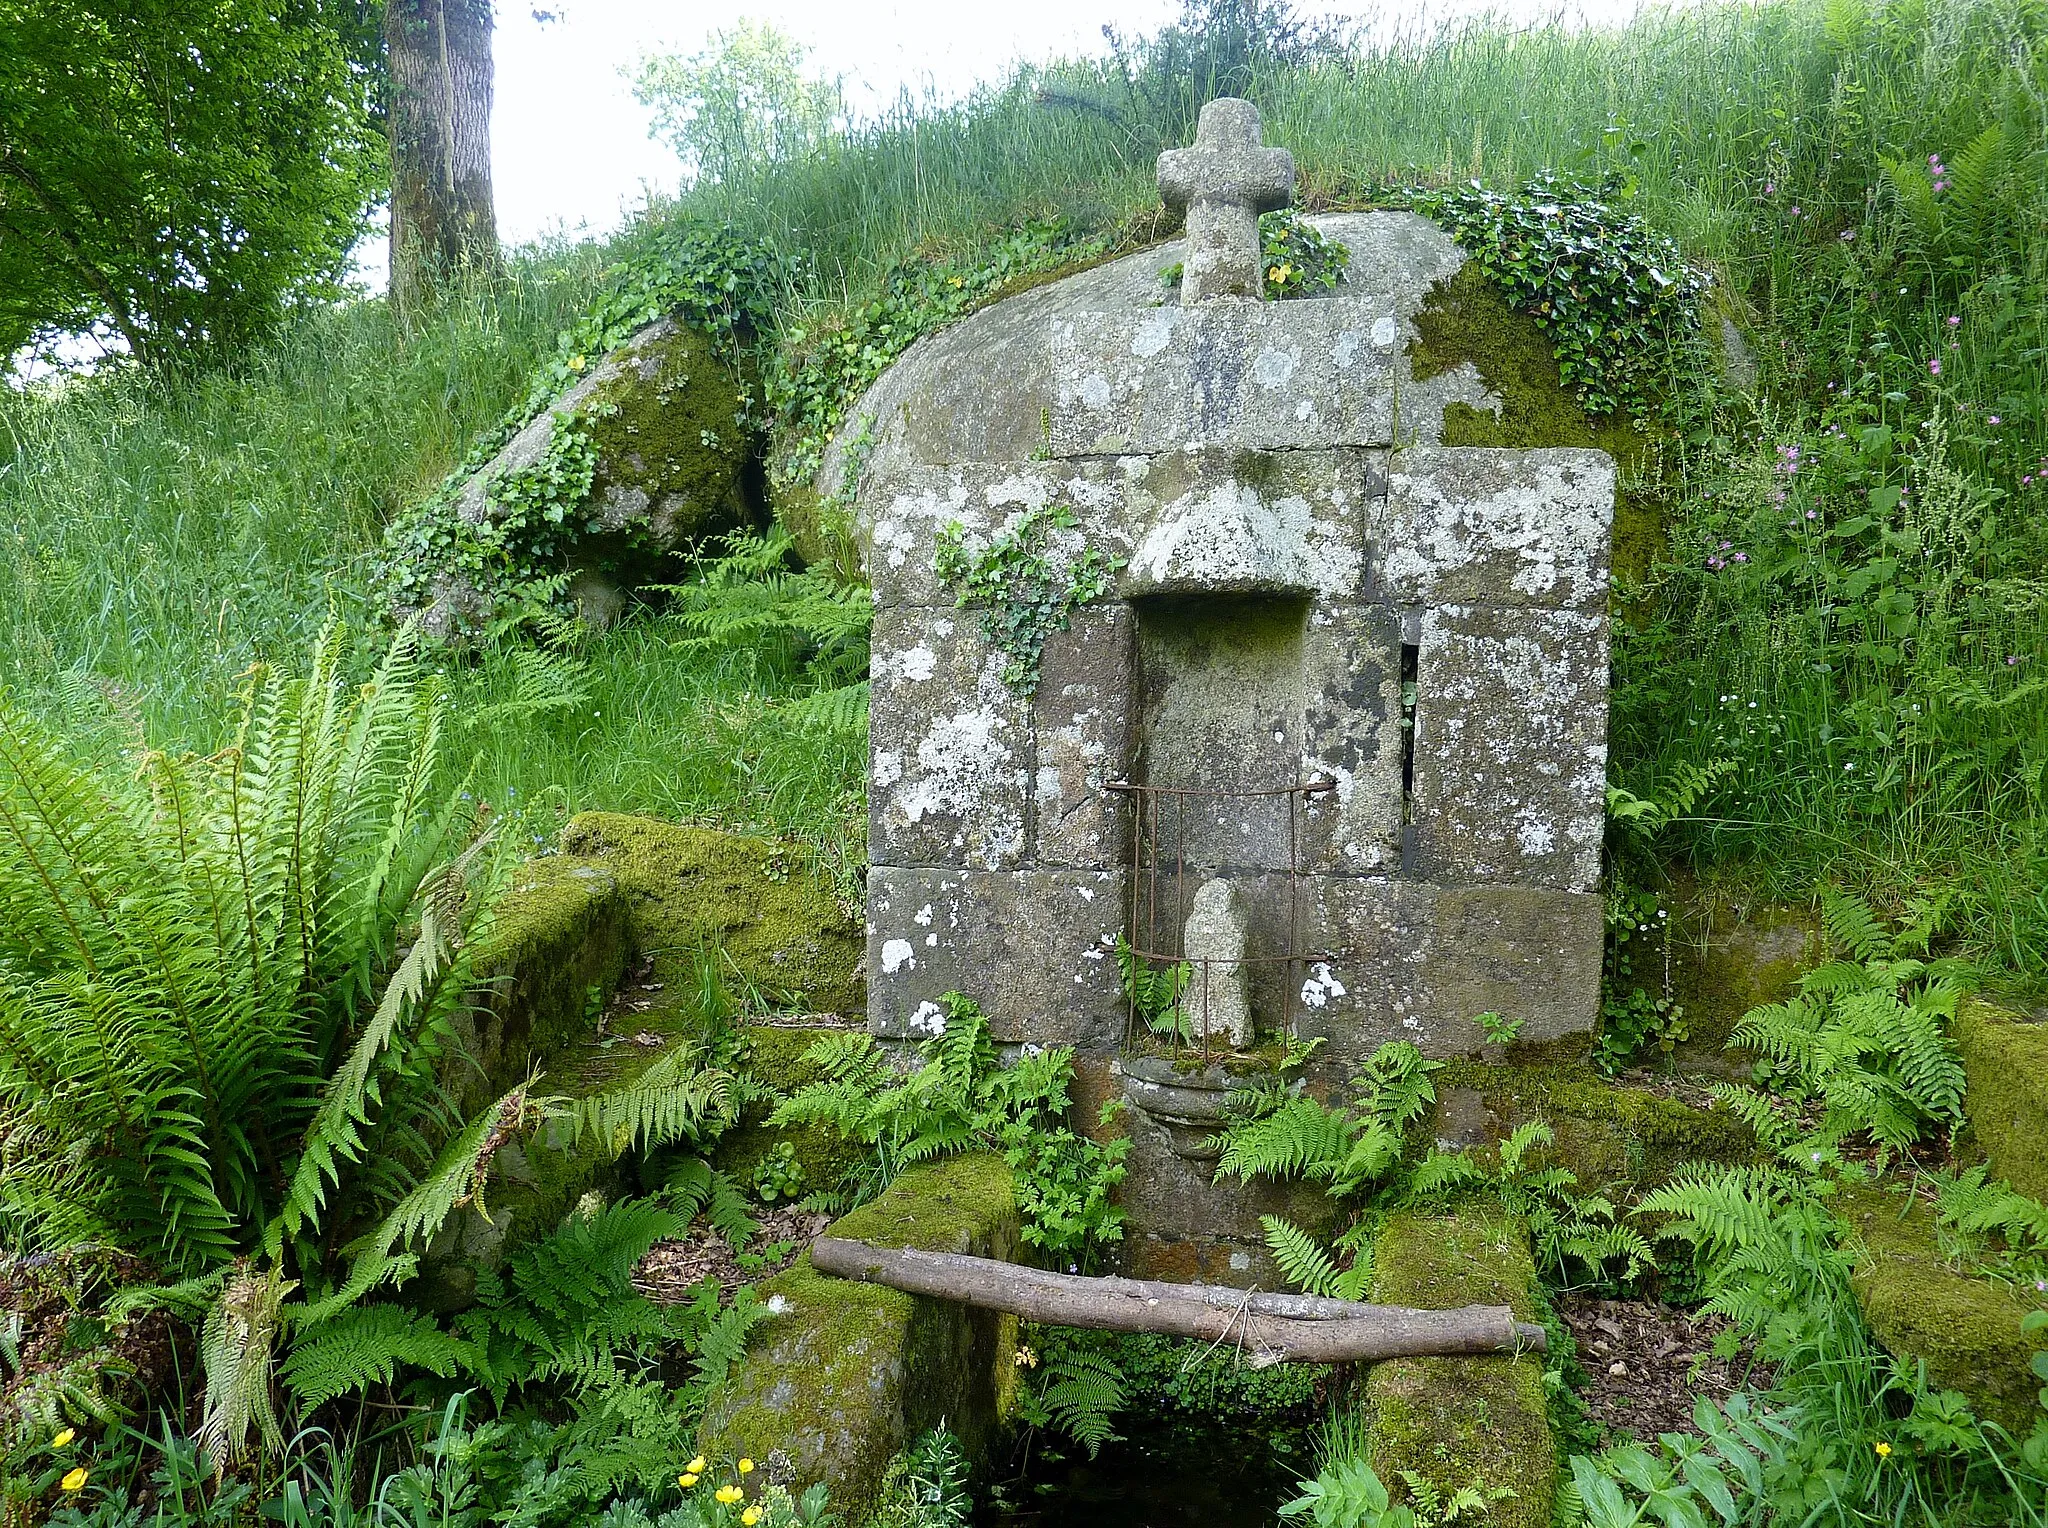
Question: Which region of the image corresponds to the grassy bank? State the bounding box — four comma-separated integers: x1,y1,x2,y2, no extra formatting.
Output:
2,0,2044,972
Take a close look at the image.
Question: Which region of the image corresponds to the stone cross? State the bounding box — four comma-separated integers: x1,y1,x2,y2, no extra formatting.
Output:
1156,97,1295,304
1183,877,1253,1050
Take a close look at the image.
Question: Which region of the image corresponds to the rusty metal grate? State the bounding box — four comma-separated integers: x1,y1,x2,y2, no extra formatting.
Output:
1103,776,1336,1062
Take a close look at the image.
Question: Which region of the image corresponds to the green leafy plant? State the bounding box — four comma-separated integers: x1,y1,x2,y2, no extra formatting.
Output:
1412,172,1708,418
1469,1012,1524,1047
1114,935,1193,1043
1409,1121,1654,1287
1717,891,1970,1155
934,503,1123,699
1261,210,1350,298
1566,1393,1798,1528
1212,1041,1441,1196
770,992,1127,1260
870,1423,972,1528
1283,1457,1503,1527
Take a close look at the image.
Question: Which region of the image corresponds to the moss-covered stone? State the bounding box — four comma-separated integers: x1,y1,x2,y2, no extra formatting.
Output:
1366,1206,1554,1528
1837,1179,2047,1436
1408,265,1658,585
1431,1062,1757,1195
561,812,864,1014
465,854,630,1109
698,1156,1020,1519
1953,1000,2048,1203
1662,883,1824,1063
708,1024,870,1196
579,321,759,582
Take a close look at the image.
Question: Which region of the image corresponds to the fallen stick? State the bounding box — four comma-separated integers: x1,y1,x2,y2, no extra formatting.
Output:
808,1236,1546,1365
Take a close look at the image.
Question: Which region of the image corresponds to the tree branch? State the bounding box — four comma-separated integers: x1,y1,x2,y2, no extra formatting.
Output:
809,1236,1547,1367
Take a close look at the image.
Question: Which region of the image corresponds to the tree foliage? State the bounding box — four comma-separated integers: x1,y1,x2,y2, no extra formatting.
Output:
0,0,384,369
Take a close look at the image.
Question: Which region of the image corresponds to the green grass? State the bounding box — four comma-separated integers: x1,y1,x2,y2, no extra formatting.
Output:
2,0,2045,974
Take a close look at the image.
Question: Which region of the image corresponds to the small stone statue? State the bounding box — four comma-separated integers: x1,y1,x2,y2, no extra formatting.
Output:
1156,97,1295,304
1183,877,1253,1049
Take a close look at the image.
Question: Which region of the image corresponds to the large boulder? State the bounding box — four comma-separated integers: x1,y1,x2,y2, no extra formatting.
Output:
412,317,761,636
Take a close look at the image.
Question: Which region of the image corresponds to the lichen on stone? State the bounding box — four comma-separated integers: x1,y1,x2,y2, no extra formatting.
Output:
1407,265,1659,585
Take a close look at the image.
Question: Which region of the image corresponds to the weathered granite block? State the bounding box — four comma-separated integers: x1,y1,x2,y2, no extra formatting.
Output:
1410,604,1607,891
1378,448,1614,613
1048,296,1497,456
1034,604,1136,869
1427,886,1604,1052
1299,876,1440,1062
870,605,1031,870
867,866,1126,1048
1299,600,1405,874
1119,447,1382,599
862,460,1134,608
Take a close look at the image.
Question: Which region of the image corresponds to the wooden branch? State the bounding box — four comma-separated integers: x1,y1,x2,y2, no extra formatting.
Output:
809,1236,1546,1366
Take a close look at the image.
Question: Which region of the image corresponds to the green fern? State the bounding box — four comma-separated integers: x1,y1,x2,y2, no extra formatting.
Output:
1263,1215,1372,1301
0,625,501,1279
690,1288,773,1392
662,1156,759,1249
278,1303,474,1408
1027,1337,1126,1457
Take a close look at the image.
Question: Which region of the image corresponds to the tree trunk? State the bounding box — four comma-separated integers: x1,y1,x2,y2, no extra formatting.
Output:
809,1236,1547,1367
385,0,499,323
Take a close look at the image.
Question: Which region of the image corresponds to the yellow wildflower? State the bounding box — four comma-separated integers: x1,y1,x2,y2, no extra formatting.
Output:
52,1428,76,1448
948,276,964,289
742,1511,761,1527
716,1486,744,1505
687,1457,707,1475
567,355,587,372
679,1474,699,1489
1875,1441,1893,1458
737,1458,755,1474
61,1468,88,1493
1013,1346,1038,1369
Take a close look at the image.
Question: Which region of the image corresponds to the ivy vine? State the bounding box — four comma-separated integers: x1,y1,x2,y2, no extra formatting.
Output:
1409,172,1709,418
934,503,1123,698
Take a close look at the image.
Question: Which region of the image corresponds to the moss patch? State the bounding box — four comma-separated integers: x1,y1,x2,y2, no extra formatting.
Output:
1409,265,1659,585
467,855,630,1108
1367,1206,1553,1528
1432,1062,1757,1195
580,322,758,580
698,1155,1020,1518
1837,1179,2047,1436
710,1025,870,1195
1952,1000,2048,1203
561,812,864,1013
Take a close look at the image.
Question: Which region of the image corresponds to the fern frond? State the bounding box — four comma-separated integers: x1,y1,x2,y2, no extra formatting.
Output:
198,1263,294,1472
280,1303,473,1408
1819,889,1892,963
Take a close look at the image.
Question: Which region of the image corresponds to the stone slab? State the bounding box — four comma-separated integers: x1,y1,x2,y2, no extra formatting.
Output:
699,1155,1019,1521
867,866,1127,1049
1426,886,1603,1051
1367,1207,1553,1528
1410,604,1608,892
1379,448,1614,613
861,459,1135,608
869,606,1031,870
1034,604,1137,869
1119,447,1383,599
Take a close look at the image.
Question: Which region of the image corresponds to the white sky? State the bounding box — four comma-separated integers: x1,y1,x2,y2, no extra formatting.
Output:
486,0,1649,252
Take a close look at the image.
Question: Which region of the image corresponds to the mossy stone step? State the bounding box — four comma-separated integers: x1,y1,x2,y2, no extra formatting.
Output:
1366,1205,1553,1528
698,1155,1021,1520
1953,999,2048,1203
1431,1062,1756,1195
562,812,864,1014
1837,1179,2047,1436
